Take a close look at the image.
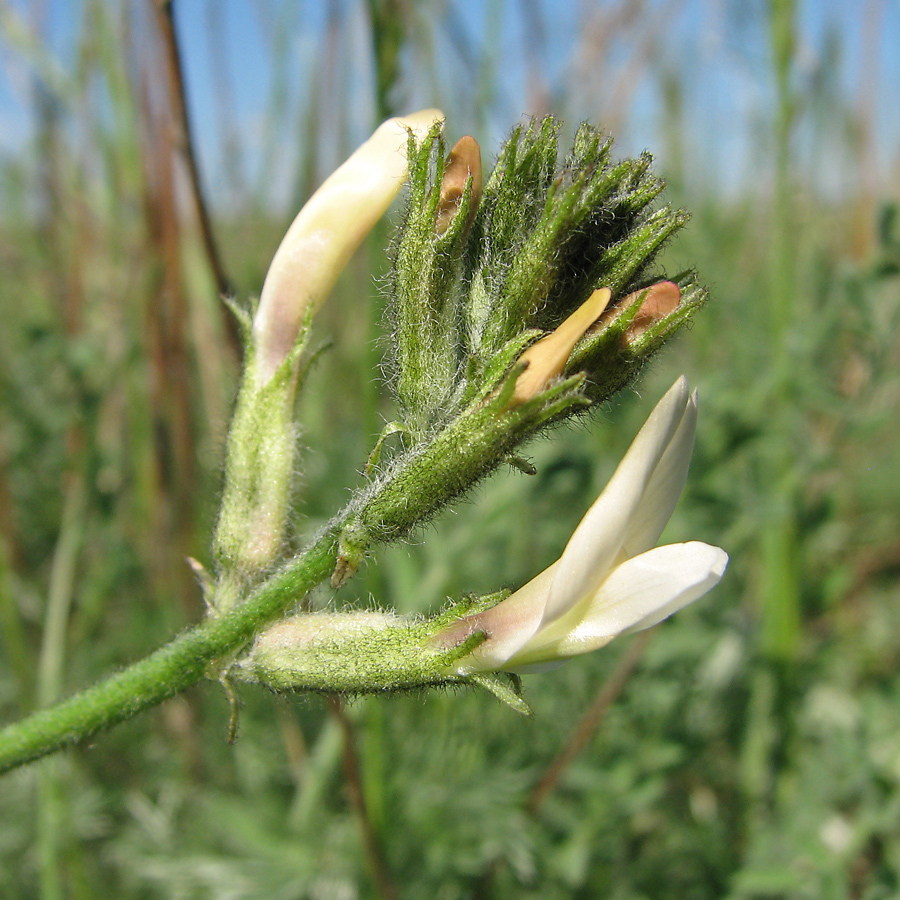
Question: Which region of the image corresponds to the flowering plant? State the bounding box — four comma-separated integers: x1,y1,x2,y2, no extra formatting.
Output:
235,377,727,711
0,110,725,770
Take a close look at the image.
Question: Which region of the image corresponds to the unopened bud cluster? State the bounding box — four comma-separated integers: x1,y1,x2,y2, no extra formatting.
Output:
386,117,706,440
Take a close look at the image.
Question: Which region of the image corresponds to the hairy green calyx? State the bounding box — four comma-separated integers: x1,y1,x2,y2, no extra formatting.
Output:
388,116,706,438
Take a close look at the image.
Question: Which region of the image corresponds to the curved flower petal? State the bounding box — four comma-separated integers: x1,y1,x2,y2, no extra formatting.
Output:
543,376,693,624
436,378,727,677
253,108,443,384
620,389,697,559
546,541,728,659
446,563,557,673
512,288,612,403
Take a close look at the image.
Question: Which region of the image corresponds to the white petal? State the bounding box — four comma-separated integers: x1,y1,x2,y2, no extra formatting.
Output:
552,542,728,657
543,377,692,623
620,390,697,558
253,109,443,383
447,563,556,673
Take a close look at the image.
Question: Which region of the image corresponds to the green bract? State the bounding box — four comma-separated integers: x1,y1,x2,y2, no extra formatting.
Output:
387,116,707,438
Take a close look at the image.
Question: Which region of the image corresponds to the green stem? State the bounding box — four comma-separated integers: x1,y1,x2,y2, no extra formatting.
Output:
0,526,339,775
0,375,574,776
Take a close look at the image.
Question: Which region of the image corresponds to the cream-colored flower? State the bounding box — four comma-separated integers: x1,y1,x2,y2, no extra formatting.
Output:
252,108,443,384
443,377,728,672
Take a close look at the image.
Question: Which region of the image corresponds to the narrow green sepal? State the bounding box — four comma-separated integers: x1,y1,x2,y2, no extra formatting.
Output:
460,331,539,408
365,421,411,476
266,302,316,389
597,207,690,295
294,337,331,393
439,630,489,668
568,288,647,369
222,294,255,347
331,520,370,588
527,390,593,430
509,372,590,427
436,169,479,247
433,590,510,627
507,456,537,476
628,279,708,354
468,672,532,716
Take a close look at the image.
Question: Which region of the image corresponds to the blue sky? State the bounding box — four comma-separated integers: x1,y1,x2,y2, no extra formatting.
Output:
1,0,898,206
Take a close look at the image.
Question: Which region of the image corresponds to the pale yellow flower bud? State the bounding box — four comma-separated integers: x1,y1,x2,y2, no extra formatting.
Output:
512,287,612,403
252,108,444,384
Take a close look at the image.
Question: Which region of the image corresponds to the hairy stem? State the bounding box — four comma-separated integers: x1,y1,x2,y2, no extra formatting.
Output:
0,527,339,775
0,369,577,776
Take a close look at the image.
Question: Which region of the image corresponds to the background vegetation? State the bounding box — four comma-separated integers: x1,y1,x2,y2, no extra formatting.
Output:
1,1,898,897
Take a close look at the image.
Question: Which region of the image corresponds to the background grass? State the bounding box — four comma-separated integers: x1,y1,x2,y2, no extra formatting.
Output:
1,1,899,897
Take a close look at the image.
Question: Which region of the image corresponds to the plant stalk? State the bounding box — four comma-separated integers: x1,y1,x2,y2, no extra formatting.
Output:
0,526,339,775
0,383,543,774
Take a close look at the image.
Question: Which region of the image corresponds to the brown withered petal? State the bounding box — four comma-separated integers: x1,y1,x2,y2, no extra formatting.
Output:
435,135,483,236
598,281,681,345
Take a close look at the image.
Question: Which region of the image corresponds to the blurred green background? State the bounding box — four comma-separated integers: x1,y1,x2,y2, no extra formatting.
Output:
1,1,899,897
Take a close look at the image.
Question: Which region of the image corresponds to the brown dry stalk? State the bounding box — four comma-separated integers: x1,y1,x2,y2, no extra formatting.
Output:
328,697,397,900
153,0,241,358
